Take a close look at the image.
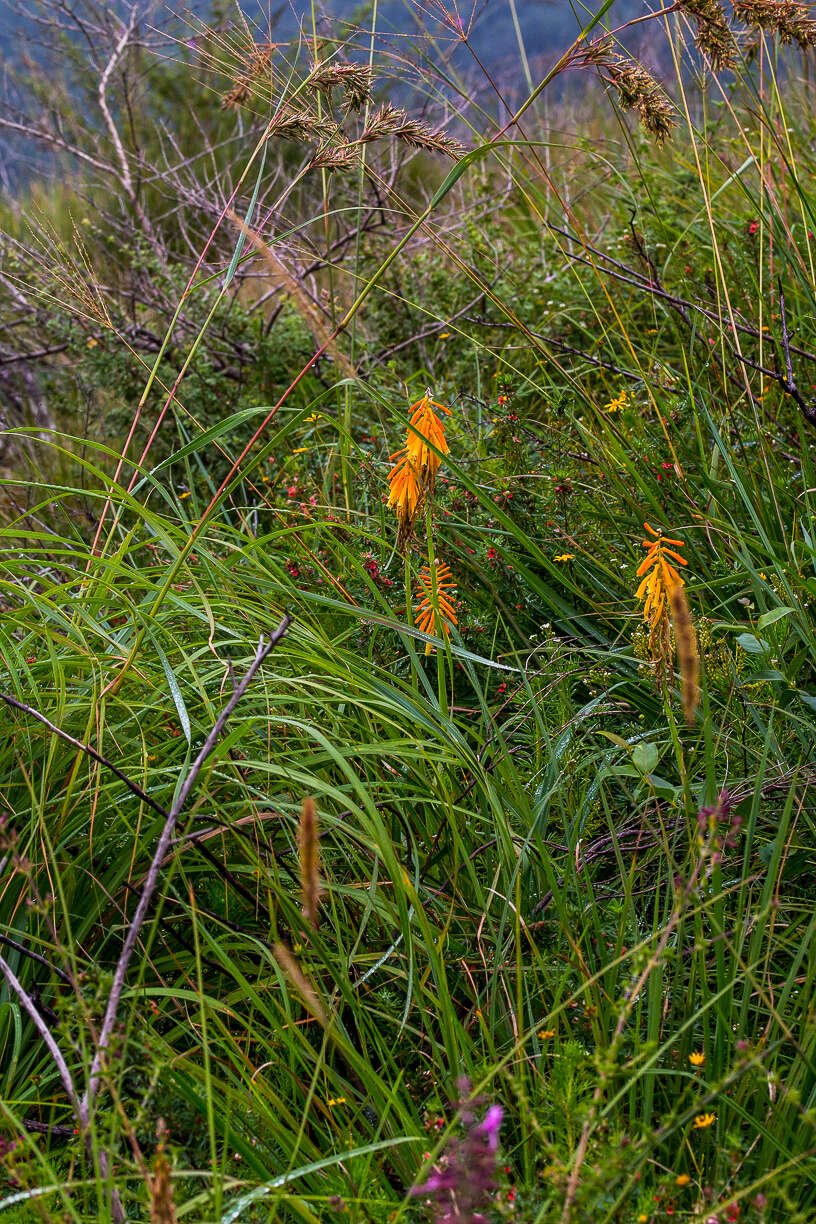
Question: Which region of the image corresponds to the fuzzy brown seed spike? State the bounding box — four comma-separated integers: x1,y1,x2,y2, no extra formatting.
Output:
150,1120,177,1224
298,796,322,929
273,942,327,1025
669,582,699,725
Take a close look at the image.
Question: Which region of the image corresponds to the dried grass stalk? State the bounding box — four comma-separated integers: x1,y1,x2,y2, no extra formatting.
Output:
227,208,356,380
273,942,327,1025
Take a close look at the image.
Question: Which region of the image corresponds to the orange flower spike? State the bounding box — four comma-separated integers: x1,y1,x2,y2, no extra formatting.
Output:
635,523,694,691
413,561,458,654
636,552,658,578
386,393,452,545
406,396,450,473
643,522,685,548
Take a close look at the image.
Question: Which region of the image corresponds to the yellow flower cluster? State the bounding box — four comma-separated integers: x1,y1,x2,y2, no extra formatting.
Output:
604,388,629,412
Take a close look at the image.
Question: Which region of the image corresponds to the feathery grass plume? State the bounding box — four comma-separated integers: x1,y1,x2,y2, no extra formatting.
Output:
298,796,322,929
414,561,458,654
388,393,452,545
221,39,280,107
248,43,280,76
635,522,689,690
677,0,738,68
227,208,356,379
360,103,465,158
583,40,676,145
222,78,251,109
733,0,816,46
669,582,700,724
149,1120,177,1224
308,62,374,112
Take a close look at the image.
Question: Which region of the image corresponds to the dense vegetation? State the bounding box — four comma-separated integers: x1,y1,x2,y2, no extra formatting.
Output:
1,1,816,1221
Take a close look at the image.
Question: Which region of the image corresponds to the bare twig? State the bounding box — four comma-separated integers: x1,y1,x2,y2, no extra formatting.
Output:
777,279,816,425
79,616,290,1126
0,618,290,1222
0,691,168,818
0,931,72,984
0,952,80,1113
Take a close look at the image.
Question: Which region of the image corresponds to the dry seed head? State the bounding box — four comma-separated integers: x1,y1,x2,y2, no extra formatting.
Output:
733,0,816,46
273,942,327,1025
669,582,700,724
677,0,738,68
298,797,322,929
222,43,279,109
309,142,359,171
248,43,279,75
266,108,339,145
585,40,676,145
308,62,374,111
361,103,465,158
361,102,405,140
222,78,251,109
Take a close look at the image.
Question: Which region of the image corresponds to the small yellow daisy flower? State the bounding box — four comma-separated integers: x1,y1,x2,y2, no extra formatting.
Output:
675,1173,691,1187
693,1112,715,1129
553,553,575,562
689,1051,705,1067
604,389,629,412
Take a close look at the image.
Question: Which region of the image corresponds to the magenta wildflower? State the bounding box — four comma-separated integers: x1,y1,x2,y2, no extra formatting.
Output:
410,1082,503,1224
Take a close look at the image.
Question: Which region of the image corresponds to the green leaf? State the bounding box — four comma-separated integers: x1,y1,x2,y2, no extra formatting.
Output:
756,606,796,631
150,634,192,745
632,741,659,774
736,633,770,655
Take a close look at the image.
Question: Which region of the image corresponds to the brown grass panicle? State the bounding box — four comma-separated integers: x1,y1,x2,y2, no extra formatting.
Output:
360,103,466,158
581,40,676,145
734,0,816,47
149,1120,177,1224
677,0,738,68
298,796,323,930
307,62,374,112
669,581,700,725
